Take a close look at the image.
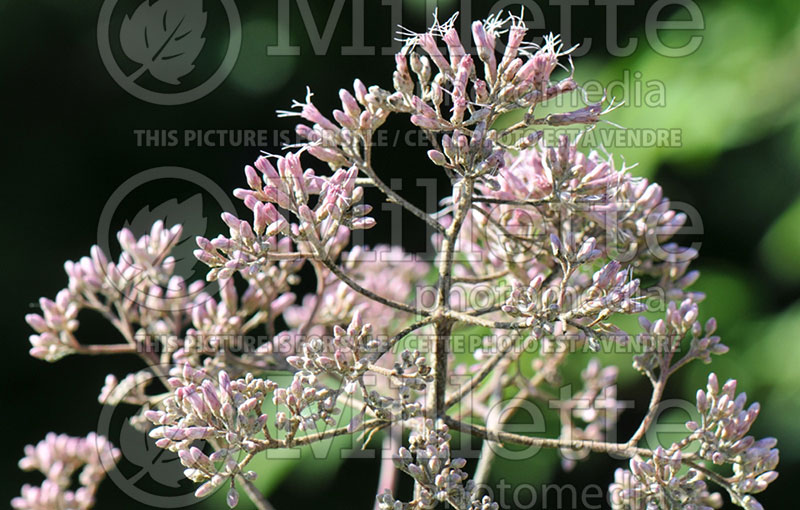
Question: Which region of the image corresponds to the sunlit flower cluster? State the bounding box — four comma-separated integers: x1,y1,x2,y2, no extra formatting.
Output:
18,9,779,510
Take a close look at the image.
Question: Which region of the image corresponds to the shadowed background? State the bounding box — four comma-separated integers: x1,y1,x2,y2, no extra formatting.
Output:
1,0,799,508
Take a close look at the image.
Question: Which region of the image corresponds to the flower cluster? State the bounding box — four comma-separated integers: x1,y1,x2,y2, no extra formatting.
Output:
502,257,643,348
272,369,341,434
463,133,698,294
145,366,273,505
689,374,780,508
26,288,79,362
608,373,779,510
12,433,120,510
397,14,584,132
288,312,376,378
635,299,728,377
196,153,375,280
18,9,780,510
25,221,210,361
610,447,722,510
387,420,497,510
287,311,432,425
283,83,392,166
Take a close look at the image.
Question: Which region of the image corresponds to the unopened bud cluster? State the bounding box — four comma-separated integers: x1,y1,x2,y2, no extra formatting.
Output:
386,420,497,510
610,447,723,510
12,433,120,510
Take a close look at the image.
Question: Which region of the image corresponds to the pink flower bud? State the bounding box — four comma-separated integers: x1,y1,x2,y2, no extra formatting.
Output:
471,21,497,82
503,25,527,64
253,203,269,236
427,150,447,166
418,33,451,75
339,89,361,119
350,217,376,230
25,314,48,333
226,487,239,508
244,165,261,190
195,479,218,498
353,79,368,105
301,102,338,133
707,373,719,394
411,115,448,131
297,205,316,226
443,28,465,68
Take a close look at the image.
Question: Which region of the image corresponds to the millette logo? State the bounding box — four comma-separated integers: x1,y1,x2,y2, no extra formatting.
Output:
97,0,241,105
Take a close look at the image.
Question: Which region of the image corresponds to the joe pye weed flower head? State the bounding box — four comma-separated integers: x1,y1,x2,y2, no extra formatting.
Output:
18,9,778,510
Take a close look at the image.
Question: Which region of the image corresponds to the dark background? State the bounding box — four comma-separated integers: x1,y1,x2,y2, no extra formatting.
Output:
2,0,800,508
